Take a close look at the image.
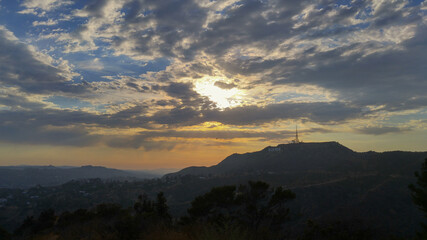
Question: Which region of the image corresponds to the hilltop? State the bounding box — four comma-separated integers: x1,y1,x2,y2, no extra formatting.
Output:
165,141,426,178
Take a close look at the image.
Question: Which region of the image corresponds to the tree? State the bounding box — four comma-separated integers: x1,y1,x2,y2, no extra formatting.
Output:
299,219,374,240
0,226,10,240
134,192,172,229
236,181,295,233
155,192,172,224
186,181,295,238
134,193,154,215
409,158,427,238
187,185,237,222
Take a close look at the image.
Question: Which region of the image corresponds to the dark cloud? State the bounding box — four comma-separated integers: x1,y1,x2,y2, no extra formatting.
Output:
104,135,176,150
0,124,101,147
217,57,287,76
0,103,333,147
138,128,330,141
125,82,149,92
194,0,298,57
161,82,216,109
0,94,46,110
0,121,177,151
144,101,366,127
162,82,199,101
0,27,90,95
0,107,172,150
271,25,427,111
112,0,208,60
189,63,214,75
356,126,411,135
202,101,365,125
214,81,237,90
81,0,109,18
0,98,360,148
151,107,202,126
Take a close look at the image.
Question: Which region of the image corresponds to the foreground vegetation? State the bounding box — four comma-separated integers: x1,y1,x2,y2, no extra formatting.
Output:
4,181,296,240
0,182,409,240
0,158,426,240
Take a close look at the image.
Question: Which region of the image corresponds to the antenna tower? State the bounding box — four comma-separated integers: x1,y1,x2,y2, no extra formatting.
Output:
292,125,301,143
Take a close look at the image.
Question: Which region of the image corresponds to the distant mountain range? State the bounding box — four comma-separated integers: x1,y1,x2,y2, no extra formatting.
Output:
165,141,427,178
0,165,160,188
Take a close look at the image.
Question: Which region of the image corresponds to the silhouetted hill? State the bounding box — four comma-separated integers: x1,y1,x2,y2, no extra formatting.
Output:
1,143,426,237
0,165,159,188
165,142,426,177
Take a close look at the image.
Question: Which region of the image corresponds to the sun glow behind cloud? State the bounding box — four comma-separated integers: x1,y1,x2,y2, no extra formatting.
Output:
194,77,244,109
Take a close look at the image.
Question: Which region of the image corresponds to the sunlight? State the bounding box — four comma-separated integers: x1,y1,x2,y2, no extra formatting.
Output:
194,78,244,109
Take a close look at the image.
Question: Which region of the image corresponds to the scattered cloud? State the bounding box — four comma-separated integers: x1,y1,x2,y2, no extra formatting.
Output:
356,126,411,135
0,26,89,95
32,19,58,26
19,0,73,14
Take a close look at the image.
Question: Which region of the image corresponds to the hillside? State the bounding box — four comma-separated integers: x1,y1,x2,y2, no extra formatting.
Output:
165,142,426,177
160,142,427,237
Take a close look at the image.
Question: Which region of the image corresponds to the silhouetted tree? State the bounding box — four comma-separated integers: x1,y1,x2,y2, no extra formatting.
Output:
0,225,10,240
186,181,295,238
13,209,56,238
409,158,427,239
34,209,56,233
187,185,237,222
299,219,374,240
155,192,172,224
14,216,35,236
134,193,154,215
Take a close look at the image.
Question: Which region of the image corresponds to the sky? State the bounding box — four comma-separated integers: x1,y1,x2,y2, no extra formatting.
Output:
0,0,426,170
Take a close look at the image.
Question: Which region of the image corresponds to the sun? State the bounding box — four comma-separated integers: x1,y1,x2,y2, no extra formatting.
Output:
194,78,244,109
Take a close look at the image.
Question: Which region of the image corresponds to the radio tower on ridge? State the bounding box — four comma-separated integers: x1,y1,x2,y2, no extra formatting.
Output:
292,125,301,144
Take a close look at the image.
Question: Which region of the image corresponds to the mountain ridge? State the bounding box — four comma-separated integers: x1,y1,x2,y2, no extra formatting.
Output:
0,165,159,188
165,141,427,178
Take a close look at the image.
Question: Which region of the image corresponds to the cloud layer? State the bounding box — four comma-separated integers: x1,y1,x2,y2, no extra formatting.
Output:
0,0,426,151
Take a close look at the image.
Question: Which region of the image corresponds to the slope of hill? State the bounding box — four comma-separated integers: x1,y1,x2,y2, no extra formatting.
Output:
160,142,427,237
165,142,426,177
0,165,159,188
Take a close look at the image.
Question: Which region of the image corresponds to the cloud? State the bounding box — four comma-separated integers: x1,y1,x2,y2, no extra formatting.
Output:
137,128,330,141
104,136,176,150
161,82,216,109
32,19,58,26
0,125,101,147
272,24,427,111
0,98,334,148
356,126,411,135
0,93,46,110
202,101,365,125
0,26,89,95
42,0,424,115
19,0,73,15
214,81,237,90
0,0,425,152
